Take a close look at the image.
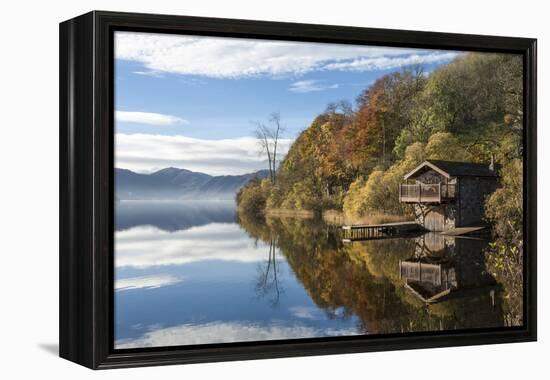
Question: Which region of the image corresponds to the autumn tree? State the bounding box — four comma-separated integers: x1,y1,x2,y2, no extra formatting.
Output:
425,132,471,161
238,52,523,223
343,141,425,216
344,66,427,173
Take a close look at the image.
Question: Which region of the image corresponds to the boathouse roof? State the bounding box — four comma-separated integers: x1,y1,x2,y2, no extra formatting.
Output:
404,160,499,180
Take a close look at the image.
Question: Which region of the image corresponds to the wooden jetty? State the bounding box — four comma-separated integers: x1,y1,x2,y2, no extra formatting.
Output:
342,221,422,242
440,226,487,236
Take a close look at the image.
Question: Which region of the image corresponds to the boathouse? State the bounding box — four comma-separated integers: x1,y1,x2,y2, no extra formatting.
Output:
399,160,499,231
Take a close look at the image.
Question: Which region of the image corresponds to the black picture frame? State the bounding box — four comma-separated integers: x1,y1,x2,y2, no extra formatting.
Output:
59,10,537,369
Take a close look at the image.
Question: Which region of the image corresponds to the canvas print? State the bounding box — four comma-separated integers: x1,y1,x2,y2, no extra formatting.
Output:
114,31,524,349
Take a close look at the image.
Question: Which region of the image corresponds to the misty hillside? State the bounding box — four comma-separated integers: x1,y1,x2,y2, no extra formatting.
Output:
116,167,269,200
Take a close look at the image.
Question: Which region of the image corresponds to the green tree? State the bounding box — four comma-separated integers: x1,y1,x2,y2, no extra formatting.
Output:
343,142,425,216
485,159,523,326
236,178,272,216
425,132,471,161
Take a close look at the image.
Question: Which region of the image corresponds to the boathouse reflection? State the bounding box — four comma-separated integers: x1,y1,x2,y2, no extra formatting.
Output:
399,233,497,303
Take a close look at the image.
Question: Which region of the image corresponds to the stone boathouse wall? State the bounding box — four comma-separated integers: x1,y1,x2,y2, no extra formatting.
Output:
412,170,498,231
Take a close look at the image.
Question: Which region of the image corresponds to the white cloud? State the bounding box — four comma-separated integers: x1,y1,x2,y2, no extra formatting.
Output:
115,31,459,79
116,111,187,126
115,320,360,348
115,274,184,291
289,79,339,93
324,52,459,72
115,133,293,175
115,223,271,269
132,71,165,78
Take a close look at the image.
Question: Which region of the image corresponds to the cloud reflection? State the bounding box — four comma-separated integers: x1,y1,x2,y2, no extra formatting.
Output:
115,274,184,291
116,223,267,268
289,306,324,320
116,321,360,348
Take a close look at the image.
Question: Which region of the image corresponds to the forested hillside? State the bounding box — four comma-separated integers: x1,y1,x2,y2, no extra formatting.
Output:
237,52,522,220
237,52,524,319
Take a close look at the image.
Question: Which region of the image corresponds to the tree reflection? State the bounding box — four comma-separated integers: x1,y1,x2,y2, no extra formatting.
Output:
236,210,518,334
255,238,282,307
237,211,284,307
485,241,523,326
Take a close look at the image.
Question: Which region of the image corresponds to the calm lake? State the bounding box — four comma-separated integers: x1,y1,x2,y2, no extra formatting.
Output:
115,200,508,349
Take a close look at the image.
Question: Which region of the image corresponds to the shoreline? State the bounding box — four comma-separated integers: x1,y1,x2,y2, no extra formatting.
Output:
264,208,316,219
322,210,410,226
244,207,410,227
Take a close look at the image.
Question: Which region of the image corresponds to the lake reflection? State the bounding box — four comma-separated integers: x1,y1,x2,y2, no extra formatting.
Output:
115,201,507,349
115,201,361,348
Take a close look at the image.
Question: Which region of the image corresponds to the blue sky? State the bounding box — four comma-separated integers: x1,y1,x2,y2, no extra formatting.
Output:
115,32,460,175
117,61,384,139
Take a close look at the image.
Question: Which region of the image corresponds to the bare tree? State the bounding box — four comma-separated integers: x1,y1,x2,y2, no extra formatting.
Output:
270,112,284,177
254,122,274,181
254,112,285,182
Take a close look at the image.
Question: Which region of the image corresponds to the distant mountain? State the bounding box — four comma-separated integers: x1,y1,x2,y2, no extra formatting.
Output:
115,167,269,200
